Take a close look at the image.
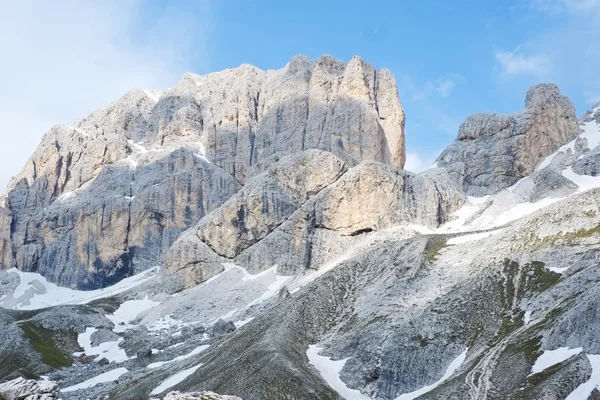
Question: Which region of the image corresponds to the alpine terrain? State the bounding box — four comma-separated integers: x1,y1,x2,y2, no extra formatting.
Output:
1,54,600,400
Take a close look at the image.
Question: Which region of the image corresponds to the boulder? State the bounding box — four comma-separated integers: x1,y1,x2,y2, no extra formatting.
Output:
0,377,59,400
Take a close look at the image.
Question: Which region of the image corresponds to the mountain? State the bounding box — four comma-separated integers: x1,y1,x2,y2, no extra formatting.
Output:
0,54,405,290
1,55,600,400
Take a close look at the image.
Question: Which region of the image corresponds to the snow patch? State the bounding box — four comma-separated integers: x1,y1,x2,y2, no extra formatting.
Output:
71,126,90,137
447,230,503,245
1,267,159,310
306,345,370,400
531,347,582,375
61,367,128,393
523,311,532,325
147,345,210,369
581,120,600,150
466,196,560,231
147,314,187,332
547,265,571,274
193,142,210,163
143,89,162,102
108,295,161,333
246,274,291,307
562,167,600,193
438,196,490,232
565,354,600,399
217,264,292,308
210,309,238,324
127,139,148,154
150,363,202,395
234,317,255,328
75,328,129,363
394,349,468,400
57,191,76,202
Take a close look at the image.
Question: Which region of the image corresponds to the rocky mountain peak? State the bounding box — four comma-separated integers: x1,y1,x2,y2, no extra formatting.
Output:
0,54,407,289
437,82,579,196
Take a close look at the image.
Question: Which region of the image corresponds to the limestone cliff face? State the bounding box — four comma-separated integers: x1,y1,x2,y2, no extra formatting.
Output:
437,84,579,196
0,55,406,289
167,152,464,286
7,149,240,289
0,207,12,269
150,54,406,182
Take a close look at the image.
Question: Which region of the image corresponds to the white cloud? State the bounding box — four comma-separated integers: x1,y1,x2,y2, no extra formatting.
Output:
559,0,600,17
399,74,462,102
436,78,456,98
0,0,211,193
495,48,550,78
404,152,437,173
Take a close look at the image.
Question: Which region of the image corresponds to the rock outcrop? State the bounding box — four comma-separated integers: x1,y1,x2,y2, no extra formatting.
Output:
196,150,346,258
163,391,242,400
437,83,580,195
0,377,59,399
167,155,464,284
6,149,240,289
0,207,12,269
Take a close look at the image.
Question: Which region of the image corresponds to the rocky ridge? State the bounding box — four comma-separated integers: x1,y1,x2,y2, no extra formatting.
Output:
437,83,579,196
0,54,406,290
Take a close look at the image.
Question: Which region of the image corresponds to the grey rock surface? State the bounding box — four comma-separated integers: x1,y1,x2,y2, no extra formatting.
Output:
168,159,463,284
209,319,236,337
89,328,120,347
0,377,60,400
233,163,463,276
6,149,240,289
572,145,600,176
195,150,346,258
0,207,12,269
163,391,242,400
437,83,579,195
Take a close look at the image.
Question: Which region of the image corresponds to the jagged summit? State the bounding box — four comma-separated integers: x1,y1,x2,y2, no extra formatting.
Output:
0,54,407,289
437,82,579,196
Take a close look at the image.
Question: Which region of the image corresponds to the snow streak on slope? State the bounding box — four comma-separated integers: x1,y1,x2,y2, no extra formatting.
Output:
565,354,600,399
61,367,128,393
150,363,203,395
306,345,370,400
75,327,129,363
0,267,159,310
394,349,468,400
447,230,503,245
530,347,583,375
109,295,161,333
147,345,210,369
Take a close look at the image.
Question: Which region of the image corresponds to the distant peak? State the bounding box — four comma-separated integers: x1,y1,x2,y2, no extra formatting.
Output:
285,54,315,76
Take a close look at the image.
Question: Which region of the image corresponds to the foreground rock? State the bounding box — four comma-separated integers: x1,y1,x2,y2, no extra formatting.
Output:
163,391,242,400
0,377,59,400
437,83,579,195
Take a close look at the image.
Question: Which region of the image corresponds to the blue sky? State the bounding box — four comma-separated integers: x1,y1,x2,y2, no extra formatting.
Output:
1,0,600,188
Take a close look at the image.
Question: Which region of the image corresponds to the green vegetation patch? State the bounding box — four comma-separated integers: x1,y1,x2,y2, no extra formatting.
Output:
19,322,74,368
501,259,561,307
527,221,600,250
424,235,450,263
85,296,122,314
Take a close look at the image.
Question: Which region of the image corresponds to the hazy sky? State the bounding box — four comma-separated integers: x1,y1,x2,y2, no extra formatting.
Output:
1,0,599,192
